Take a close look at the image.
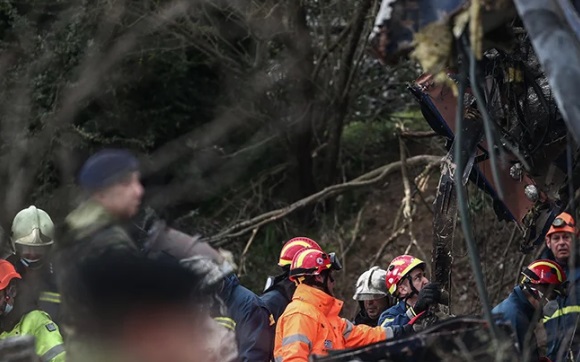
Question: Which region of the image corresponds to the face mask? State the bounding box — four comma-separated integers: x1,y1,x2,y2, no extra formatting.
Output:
3,302,13,315
21,258,43,269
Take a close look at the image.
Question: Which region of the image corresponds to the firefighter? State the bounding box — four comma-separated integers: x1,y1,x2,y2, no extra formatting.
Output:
6,206,61,324
542,212,580,360
261,237,323,322
493,259,566,361
352,266,393,326
0,260,65,362
274,248,409,361
54,148,144,336
543,212,575,268
378,255,442,327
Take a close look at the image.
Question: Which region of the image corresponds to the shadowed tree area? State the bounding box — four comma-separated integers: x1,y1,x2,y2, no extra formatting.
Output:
0,0,524,321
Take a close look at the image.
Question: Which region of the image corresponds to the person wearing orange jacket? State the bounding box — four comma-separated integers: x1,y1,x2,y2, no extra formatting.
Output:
274,248,410,361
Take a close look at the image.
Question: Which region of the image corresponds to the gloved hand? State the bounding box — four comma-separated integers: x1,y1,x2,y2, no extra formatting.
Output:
403,323,414,335
413,283,441,314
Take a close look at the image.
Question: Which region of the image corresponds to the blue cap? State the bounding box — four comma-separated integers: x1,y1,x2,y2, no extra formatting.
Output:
78,149,139,190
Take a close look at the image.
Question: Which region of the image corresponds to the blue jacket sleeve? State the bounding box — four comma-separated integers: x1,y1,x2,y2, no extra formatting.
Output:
221,274,275,362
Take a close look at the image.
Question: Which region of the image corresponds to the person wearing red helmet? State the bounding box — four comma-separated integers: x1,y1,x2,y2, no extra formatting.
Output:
0,260,65,362
492,259,566,361
274,248,409,361
261,237,322,323
544,212,576,267
378,255,442,328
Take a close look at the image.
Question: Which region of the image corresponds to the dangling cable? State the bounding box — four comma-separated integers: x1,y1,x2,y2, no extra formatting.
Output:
462,35,505,202
455,33,499,341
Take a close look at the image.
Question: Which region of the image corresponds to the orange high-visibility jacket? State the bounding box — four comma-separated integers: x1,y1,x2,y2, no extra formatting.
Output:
274,283,393,362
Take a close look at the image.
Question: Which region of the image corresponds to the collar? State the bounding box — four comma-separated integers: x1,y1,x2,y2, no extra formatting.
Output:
65,200,118,241
513,286,536,316
293,283,343,316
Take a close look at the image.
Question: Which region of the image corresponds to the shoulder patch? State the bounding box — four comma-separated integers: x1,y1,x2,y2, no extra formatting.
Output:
45,323,57,332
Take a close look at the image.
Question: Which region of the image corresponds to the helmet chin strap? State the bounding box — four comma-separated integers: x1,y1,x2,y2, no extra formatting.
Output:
403,275,419,300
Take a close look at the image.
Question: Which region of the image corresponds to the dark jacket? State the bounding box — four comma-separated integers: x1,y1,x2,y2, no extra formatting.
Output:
544,265,580,361
378,299,414,327
353,302,381,327
6,254,61,327
260,276,296,323
220,273,274,362
492,286,539,360
54,200,139,335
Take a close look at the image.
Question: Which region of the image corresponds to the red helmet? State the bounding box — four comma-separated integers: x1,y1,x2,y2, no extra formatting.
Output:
289,249,341,281
0,260,21,290
546,212,576,237
278,237,322,267
385,255,426,296
521,259,566,286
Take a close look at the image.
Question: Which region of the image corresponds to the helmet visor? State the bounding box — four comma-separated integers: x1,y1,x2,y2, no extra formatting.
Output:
329,252,342,271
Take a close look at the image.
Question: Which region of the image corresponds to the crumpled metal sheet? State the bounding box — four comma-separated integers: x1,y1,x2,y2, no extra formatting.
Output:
311,317,518,362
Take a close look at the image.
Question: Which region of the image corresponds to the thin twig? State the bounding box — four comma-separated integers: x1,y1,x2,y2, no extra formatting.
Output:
238,227,260,277
371,224,408,266
343,205,366,257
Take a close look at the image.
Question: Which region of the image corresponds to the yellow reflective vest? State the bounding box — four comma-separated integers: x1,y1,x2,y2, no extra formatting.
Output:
0,310,65,362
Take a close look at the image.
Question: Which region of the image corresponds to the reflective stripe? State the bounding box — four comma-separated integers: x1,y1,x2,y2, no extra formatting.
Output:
343,319,354,338
41,344,65,362
214,317,236,331
383,326,394,339
542,306,580,322
39,292,61,304
380,318,394,327
281,334,312,349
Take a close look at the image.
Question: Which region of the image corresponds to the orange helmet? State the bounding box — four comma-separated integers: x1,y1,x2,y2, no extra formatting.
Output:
385,255,426,296
0,260,21,290
546,212,576,237
288,249,341,281
278,237,322,267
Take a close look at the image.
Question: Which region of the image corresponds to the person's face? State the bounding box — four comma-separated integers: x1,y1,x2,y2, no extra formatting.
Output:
0,285,16,315
397,267,429,298
363,296,389,319
546,232,572,263
95,172,144,219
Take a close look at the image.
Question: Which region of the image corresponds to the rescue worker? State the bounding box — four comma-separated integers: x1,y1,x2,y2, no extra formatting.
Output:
274,248,409,361
6,206,61,323
543,212,575,268
261,237,323,322
492,259,566,361
55,148,144,336
352,266,393,326
0,260,65,362
542,212,580,360
378,255,442,327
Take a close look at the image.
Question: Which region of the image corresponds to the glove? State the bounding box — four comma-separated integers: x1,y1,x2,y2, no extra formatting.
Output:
403,324,414,335
413,283,441,314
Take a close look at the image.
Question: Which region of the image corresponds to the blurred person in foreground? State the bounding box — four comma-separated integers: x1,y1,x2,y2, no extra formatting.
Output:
54,148,144,336
0,259,65,362
352,266,393,326
274,248,409,361
64,252,220,362
492,259,566,362
6,206,61,324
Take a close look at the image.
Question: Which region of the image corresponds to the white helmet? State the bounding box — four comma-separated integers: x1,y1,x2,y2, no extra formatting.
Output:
11,206,55,263
353,266,388,301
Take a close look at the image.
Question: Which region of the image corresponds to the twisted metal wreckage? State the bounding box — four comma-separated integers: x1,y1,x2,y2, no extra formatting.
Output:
315,0,580,361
